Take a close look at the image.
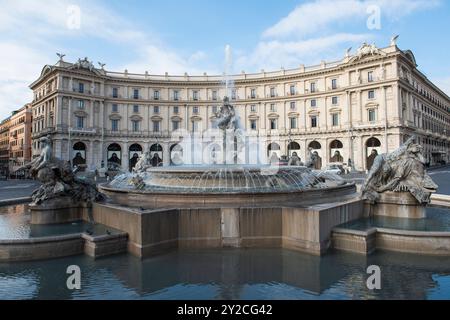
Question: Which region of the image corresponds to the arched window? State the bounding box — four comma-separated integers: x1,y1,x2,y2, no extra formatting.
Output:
308,141,321,150
366,137,381,170
129,144,143,171
330,140,344,163
72,142,87,167
107,143,122,167
170,144,183,166
150,144,163,167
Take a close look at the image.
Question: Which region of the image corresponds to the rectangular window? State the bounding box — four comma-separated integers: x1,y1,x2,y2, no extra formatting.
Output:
192,121,199,132
78,100,85,109
133,105,139,113
154,106,160,114
173,90,179,101
172,121,179,131
368,90,375,99
332,113,339,126
153,121,160,132
290,85,296,95
231,89,237,100
270,104,276,112
154,90,160,100
212,91,218,101
290,101,296,110
111,119,119,132
133,89,139,99
311,99,317,107
270,119,277,130
368,71,374,82
310,82,316,93
78,83,84,93
332,96,338,105
311,116,318,128
250,120,257,130
132,120,140,132
112,88,118,98
331,79,337,90
251,89,256,99
193,106,199,114
173,106,179,114
193,91,199,101
368,109,376,122
212,106,218,114
76,116,84,129
112,104,118,112
290,117,297,129
270,87,276,98
251,105,256,112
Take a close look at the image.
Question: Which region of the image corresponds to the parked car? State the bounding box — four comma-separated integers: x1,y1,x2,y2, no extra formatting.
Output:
324,164,345,175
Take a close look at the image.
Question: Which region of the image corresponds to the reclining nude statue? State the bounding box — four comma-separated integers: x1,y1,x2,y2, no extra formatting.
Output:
361,135,437,204
18,136,103,205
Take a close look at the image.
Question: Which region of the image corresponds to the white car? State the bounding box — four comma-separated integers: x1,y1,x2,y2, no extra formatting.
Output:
324,164,345,175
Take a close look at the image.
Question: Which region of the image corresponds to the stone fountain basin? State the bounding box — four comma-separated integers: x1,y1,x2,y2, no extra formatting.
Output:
101,165,356,209
100,182,357,209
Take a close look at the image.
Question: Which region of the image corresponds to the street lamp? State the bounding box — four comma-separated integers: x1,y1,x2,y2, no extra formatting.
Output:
348,127,356,172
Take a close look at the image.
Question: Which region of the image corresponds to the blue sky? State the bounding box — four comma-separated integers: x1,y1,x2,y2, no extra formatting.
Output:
0,0,449,119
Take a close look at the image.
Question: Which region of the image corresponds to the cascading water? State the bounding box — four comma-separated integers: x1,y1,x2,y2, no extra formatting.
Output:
103,44,355,205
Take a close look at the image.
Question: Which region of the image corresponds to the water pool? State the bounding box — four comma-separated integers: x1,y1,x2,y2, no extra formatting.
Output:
0,204,119,239
1,248,450,300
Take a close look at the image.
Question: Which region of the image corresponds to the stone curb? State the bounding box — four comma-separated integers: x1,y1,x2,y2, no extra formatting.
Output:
0,197,32,207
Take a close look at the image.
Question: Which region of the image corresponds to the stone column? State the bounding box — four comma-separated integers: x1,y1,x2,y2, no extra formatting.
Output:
354,136,364,171
357,90,362,125
163,142,170,166
122,141,129,171
87,140,94,170
346,91,351,126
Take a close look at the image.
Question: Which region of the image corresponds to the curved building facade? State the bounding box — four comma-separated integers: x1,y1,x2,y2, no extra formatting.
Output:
29,41,450,172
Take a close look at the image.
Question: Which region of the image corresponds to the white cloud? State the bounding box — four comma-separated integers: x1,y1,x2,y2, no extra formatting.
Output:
0,0,210,119
263,0,441,39
121,46,212,75
236,33,370,72
235,0,441,73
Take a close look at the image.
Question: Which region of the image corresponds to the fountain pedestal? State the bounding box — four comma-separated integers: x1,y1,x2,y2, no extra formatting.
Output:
368,191,426,219
29,197,89,224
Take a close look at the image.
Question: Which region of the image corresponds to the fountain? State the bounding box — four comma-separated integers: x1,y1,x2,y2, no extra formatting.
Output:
0,46,448,265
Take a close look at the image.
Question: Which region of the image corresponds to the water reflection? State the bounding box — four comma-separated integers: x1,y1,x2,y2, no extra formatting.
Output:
1,249,450,300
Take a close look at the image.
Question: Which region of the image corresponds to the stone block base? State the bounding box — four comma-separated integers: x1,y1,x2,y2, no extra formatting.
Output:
91,198,364,258
369,191,426,219
83,233,128,258
29,197,88,225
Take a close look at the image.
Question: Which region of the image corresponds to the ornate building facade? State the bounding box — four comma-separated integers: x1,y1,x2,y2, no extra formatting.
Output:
0,116,11,177
8,104,33,177
29,41,450,172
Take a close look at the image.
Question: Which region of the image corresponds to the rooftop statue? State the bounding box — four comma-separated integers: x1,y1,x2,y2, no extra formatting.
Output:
361,136,438,204
18,136,103,205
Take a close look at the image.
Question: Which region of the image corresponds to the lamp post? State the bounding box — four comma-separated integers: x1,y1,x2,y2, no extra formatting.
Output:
287,129,292,158
348,127,356,172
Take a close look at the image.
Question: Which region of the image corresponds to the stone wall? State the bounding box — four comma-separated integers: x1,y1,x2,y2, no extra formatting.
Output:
92,198,364,258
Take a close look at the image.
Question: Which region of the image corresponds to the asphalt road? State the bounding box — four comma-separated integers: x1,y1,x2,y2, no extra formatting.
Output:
0,179,41,201
428,166,450,196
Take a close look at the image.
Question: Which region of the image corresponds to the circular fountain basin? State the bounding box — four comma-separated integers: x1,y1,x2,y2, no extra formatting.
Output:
100,165,357,209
